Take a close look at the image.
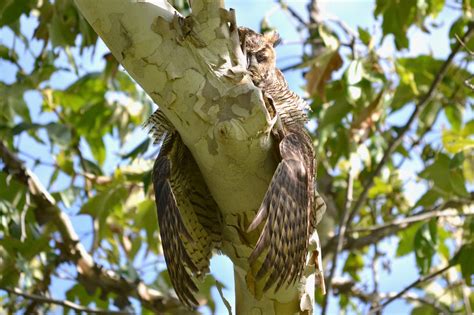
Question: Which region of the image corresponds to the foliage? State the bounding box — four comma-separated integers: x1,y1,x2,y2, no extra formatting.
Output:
0,0,473,314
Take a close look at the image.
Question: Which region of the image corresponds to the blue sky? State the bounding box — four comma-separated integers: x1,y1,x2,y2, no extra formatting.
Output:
0,0,466,314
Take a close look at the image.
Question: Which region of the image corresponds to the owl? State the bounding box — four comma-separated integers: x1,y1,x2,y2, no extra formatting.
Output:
145,26,326,307
239,27,326,292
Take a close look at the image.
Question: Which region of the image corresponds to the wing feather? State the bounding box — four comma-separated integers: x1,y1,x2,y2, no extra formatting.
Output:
248,132,311,292
149,109,222,307
153,146,199,306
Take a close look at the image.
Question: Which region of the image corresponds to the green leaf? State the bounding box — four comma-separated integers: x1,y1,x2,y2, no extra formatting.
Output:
369,177,393,198
464,154,474,184
56,150,75,175
415,190,440,208
121,138,150,160
397,223,422,257
82,158,103,175
0,44,18,63
445,106,463,131
77,13,98,49
0,0,32,27
419,153,469,197
428,0,445,16
418,101,441,131
343,252,364,281
414,222,437,274
319,100,352,129
419,154,452,193
449,168,469,197
358,27,372,47
80,184,128,239
58,187,79,208
411,305,437,315
45,122,72,148
134,200,158,249
0,235,50,259
442,129,474,154
86,136,106,166
375,0,417,49
49,0,80,47
452,243,474,286
449,17,474,51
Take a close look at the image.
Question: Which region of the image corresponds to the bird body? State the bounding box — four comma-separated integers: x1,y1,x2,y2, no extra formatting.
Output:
239,27,326,291
146,27,325,306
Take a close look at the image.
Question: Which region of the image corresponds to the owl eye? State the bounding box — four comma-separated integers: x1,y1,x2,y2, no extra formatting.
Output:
256,51,268,63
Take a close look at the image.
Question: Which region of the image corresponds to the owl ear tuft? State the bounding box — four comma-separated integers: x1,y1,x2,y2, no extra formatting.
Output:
264,30,281,47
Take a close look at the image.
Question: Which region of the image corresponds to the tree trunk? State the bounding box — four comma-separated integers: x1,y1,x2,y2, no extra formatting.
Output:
74,0,315,313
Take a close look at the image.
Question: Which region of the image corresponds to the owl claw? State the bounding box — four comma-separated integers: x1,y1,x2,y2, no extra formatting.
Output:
268,113,278,130
225,66,249,82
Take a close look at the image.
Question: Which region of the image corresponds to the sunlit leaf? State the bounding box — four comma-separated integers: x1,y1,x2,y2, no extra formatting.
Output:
0,0,33,27
452,243,474,286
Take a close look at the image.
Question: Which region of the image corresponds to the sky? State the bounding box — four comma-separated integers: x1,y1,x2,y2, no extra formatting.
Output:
0,0,466,314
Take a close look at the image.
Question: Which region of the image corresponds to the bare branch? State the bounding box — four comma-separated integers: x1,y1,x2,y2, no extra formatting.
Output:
351,207,474,234
308,0,322,26
332,279,451,314
321,167,354,315
369,264,453,314
1,287,123,314
276,1,307,27
323,206,474,255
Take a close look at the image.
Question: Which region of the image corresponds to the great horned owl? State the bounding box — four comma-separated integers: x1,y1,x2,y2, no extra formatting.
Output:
239,27,326,292
145,26,325,307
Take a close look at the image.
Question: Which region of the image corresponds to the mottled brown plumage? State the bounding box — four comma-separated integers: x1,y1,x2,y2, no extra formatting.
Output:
147,26,326,307
145,111,222,307
240,27,326,292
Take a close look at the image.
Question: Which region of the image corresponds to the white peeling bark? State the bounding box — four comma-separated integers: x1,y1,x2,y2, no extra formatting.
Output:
74,0,315,313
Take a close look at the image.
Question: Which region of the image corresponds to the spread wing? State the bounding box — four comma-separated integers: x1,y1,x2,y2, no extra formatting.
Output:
148,110,222,307
247,131,314,292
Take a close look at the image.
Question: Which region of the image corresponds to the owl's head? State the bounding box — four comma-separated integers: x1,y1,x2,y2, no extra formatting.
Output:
238,27,280,84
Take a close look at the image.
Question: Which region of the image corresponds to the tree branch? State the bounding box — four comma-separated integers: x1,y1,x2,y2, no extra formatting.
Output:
346,23,474,228
351,207,474,234
1,287,123,314
276,0,308,27
0,141,183,313
332,279,451,314
323,206,474,255
369,264,453,314
321,167,354,315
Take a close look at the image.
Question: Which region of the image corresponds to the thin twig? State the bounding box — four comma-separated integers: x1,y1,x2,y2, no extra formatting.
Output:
369,204,381,315
369,244,381,314
276,0,307,27
332,280,451,314
18,150,57,168
322,205,474,256
326,15,357,40
2,287,124,314
308,0,321,26
455,33,474,55
461,279,473,315
321,167,354,315
369,264,453,314
346,24,474,227
349,207,474,234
